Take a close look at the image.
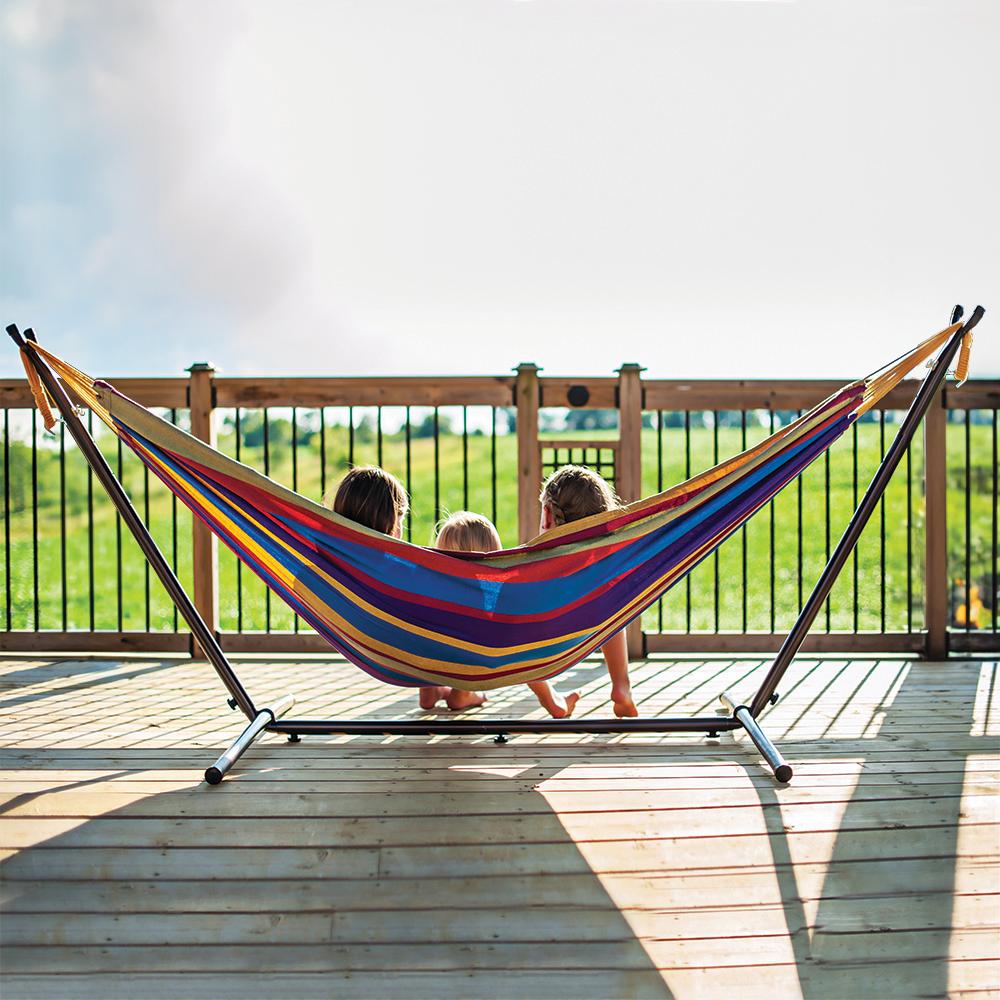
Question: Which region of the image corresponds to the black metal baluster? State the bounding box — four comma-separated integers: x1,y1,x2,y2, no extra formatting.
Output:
879,410,886,632
3,409,10,631
171,408,179,633
713,410,719,633
462,406,469,510
60,420,67,631
798,409,804,616
741,409,747,633
292,405,299,634
405,405,412,542
433,406,440,523
87,410,95,631
824,437,831,631
771,409,777,634
116,436,123,631
852,421,858,633
490,406,498,526
685,410,691,633
319,407,327,499
965,411,972,634
906,439,912,633
234,408,243,634
348,405,354,466
143,446,150,632
263,407,270,631
31,409,38,630
292,406,298,491
657,410,664,632
376,405,383,467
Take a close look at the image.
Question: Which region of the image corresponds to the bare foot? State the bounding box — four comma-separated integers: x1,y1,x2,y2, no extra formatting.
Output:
446,689,488,711
548,690,581,719
419,685,452,709
612,685,639,718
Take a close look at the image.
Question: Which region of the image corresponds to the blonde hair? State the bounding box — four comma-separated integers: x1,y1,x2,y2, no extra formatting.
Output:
539,465,619,526
435,511,502,553
328,466,409,535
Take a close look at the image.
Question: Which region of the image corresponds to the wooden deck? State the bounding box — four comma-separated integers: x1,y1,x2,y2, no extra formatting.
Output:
0,653,997,998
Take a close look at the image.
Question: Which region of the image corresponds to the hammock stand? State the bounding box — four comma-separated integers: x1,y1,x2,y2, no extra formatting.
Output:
7,306,984,785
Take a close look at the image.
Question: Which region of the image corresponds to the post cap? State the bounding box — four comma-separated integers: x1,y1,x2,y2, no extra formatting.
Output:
615,363,646,374
186,362,217,374
513,362,542,374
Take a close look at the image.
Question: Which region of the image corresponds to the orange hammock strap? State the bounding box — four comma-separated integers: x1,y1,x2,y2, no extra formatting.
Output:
20,346,57,431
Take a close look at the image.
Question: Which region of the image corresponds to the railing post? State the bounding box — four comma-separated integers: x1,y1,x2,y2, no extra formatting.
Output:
515,362,542,544
923,386,948,659
187,362,218,657
617,362,645,659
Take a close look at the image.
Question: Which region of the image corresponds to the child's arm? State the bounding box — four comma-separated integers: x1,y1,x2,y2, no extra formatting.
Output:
601,630,637,717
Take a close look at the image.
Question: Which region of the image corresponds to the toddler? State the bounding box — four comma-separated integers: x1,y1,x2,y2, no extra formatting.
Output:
539,466,638,717
329,466,485,711
436,511,580,719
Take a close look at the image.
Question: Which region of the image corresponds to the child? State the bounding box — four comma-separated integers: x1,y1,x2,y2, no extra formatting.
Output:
539,466,638,718
435,511,580,719
329,466,485,711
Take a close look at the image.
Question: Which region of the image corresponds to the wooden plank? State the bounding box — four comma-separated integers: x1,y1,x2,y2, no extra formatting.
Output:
0,971,673,1000
0,633,190,654
5,854,997,909
4,895,998,947
538,377,618,410
2,794,996,849
1,772,994,798
212,376,516,408
643,632,927,654
2,781,995,819
1,962,997,1000
0,378,187,409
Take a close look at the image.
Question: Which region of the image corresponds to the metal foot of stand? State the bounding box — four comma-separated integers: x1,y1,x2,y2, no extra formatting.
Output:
719,690,793,783
205,694,296,785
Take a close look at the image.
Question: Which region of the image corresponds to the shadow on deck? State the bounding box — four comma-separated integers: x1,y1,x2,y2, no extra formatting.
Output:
0,654,997,998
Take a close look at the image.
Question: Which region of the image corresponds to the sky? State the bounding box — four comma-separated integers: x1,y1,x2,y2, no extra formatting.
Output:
1,0,998,381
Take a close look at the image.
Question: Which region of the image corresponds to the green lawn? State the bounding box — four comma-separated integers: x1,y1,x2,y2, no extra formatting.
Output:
2,408,996,635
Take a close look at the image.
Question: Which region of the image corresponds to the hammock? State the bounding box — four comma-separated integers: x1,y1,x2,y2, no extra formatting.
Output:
19,323,971,693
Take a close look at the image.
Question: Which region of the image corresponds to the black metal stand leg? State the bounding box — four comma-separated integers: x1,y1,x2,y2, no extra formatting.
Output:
720,690,793,783
205,694,296,785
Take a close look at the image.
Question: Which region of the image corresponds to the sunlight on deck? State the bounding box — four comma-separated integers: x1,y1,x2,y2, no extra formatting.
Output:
0,654,997,998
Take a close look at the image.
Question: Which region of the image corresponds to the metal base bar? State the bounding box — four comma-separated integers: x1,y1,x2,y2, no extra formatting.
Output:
270,715,742,738
205,694,295,784
720,690,793,783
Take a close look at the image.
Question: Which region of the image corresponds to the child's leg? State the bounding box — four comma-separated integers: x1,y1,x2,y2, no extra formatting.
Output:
601,630,637,717
446,688,488,710
419,685,451,709
528,680,580,719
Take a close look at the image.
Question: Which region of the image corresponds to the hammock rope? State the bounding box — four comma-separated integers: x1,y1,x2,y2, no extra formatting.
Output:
23,324,967,692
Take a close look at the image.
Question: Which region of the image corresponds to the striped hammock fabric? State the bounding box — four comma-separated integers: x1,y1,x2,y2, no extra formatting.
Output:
26,324,967,691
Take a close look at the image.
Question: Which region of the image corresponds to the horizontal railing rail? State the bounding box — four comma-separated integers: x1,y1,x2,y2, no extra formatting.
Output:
1,367,997,658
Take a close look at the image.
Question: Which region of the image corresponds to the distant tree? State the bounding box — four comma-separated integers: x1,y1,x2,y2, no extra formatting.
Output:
564,409,617,432
411,411,454,439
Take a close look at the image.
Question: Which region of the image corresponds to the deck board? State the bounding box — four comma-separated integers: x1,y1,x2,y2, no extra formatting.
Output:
0,653,997,998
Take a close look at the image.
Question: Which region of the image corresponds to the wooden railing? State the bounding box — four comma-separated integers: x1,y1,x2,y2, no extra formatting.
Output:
1,366,997,658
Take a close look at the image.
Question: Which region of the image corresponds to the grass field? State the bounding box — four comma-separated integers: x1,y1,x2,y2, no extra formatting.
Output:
2,406,997,636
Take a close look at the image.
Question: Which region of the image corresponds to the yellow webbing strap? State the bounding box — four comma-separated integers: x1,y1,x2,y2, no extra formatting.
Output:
955,330,973,386
20,347,57,432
